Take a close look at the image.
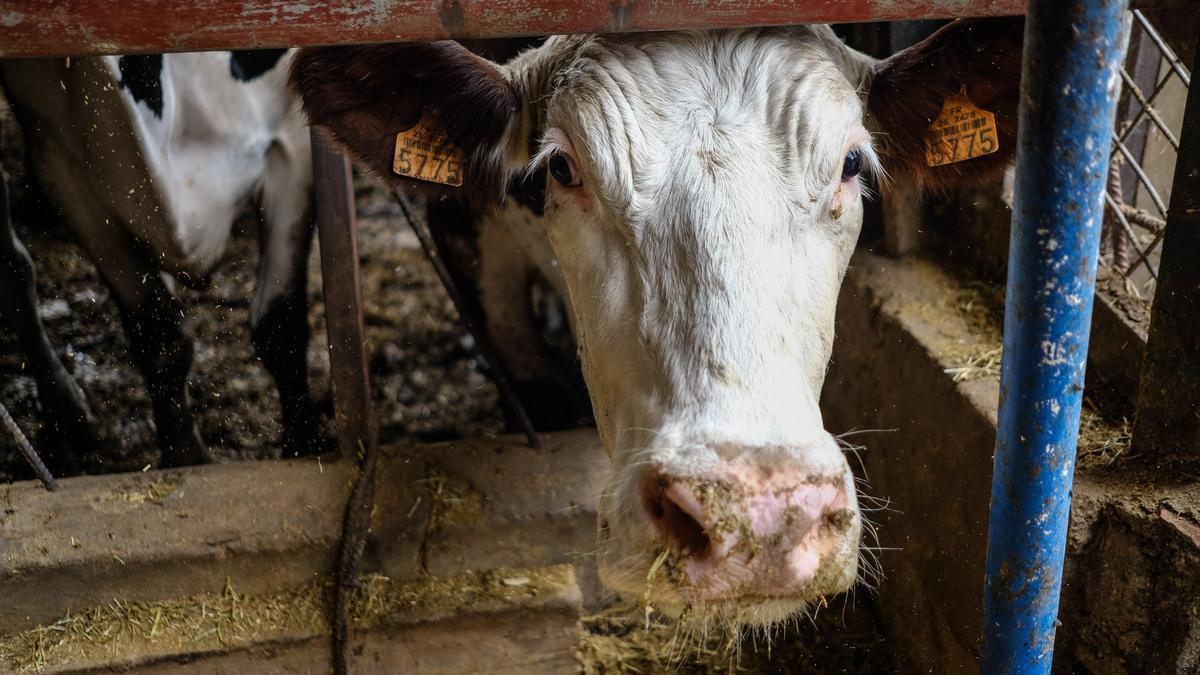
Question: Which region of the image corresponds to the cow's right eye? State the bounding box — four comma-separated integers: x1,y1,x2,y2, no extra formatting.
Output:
842,149,863,181
548,152,581,187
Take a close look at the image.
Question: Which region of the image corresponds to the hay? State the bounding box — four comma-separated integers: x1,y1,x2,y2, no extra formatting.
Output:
1077,404,1133,469
903,263,1138,468
944,345,1003,383
0,578,322,674
900,264,1006,384
419,470,484,529
577,596,894,675
578,607,743,675
937,281,1005,383
0,565,570,674
108,477,180,506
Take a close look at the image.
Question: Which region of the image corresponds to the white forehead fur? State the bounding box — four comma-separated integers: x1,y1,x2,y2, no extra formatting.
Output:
511,27,879,455
531,27,878,218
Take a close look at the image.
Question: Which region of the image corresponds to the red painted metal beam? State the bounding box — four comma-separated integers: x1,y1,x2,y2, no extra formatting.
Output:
6,1,1189,59
0,0,1036,58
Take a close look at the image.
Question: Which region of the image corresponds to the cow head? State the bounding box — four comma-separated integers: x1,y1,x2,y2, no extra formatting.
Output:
292,19,1021,627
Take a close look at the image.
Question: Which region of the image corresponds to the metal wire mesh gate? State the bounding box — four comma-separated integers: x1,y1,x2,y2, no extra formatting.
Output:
1105,10,1191,294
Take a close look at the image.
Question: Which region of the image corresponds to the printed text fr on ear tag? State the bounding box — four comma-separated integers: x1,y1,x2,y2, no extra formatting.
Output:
924,87,999,167
393,115,464,186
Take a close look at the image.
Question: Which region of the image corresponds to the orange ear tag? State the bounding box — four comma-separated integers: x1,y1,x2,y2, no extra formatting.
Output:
924,86,1000,167
392,115,464,186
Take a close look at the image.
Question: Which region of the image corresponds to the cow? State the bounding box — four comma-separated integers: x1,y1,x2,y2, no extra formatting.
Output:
0,51,321,469
292,19,1023,628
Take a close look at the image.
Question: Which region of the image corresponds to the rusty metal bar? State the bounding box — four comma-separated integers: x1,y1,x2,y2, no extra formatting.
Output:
312,130,374,456
1112,133,1171,216
0,400,57,491
0,0,1187,59
1134,9,1192,86
0,0,1019,57
1105,191,1159,281
390,191,540,448
1130,43,1200,465
310,129,380,675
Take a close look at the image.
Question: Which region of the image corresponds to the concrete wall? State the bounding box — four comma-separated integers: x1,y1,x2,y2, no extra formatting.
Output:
822,252,999,671
0,431,605,672
821,249,1200,673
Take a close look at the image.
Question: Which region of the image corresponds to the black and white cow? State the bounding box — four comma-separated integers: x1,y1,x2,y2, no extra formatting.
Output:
293,19,1023,627
0,51,320,468
0,44,591,473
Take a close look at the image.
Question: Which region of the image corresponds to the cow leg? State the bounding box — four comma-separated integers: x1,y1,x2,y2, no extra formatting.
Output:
122,281,209,466
0,169,96,471
69,214,210,467
251,141,324,457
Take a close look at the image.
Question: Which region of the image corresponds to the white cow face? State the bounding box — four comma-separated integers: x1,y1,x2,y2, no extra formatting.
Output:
292,18,1022,628
523,31,872,623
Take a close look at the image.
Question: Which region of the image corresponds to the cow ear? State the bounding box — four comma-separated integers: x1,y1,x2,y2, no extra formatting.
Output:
290,41,519,203
867,17,1024,193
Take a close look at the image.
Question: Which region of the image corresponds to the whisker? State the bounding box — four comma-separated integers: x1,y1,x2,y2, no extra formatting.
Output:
836,427,899,439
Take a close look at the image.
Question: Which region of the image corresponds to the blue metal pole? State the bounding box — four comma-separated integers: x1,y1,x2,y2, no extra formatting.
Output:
981,2,1130,673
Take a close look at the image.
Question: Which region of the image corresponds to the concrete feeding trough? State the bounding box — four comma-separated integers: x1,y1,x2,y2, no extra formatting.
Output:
0,430,607,673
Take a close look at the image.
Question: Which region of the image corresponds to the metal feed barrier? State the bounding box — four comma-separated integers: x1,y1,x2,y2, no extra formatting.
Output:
3,1,1195,673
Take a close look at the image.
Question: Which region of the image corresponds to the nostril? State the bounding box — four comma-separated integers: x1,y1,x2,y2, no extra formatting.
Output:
823,508,854,534
660,494,710,555
644,478,711,557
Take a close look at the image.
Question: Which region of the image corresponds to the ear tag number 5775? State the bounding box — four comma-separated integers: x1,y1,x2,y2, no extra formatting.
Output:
393,116,464,187
924,86,999,167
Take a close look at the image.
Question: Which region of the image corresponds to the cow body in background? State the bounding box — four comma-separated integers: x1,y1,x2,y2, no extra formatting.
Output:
0,51,320,468
294,20,1023,628
419,37,592,432
425,183,592,431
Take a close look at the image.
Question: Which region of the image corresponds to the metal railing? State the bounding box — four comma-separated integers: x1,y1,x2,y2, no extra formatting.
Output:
1104,10,1190,295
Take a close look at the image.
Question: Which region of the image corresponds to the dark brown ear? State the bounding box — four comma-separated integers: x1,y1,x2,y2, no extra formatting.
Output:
290,41,519,203
868,17,1025,193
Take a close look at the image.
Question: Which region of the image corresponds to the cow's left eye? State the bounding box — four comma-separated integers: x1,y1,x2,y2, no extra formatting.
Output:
841,149,863,181
548,151,581,187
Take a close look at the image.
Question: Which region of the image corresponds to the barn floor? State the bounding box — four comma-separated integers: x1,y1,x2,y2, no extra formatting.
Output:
0,177,503,480
0,176,896,672
578,594,892,674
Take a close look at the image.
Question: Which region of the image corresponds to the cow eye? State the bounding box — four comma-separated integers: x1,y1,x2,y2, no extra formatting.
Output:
548,152,581,187
842,149,863,181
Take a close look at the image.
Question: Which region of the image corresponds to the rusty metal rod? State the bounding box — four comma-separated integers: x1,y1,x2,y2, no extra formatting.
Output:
391,190,540,449
311,129,379,675
0,400,58,491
